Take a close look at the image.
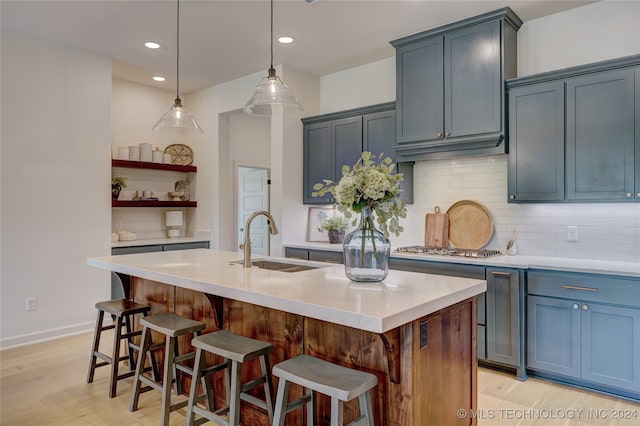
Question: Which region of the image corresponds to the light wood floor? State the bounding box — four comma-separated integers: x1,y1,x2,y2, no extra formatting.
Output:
1,331,638,425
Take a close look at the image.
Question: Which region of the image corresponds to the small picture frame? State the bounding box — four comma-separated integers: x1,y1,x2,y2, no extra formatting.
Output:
307,207,336,242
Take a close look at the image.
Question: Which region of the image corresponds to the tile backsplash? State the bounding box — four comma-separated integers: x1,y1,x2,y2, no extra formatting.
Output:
393,155,640,263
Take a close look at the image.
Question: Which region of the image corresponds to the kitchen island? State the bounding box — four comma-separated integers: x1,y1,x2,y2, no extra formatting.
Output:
88,249,486,425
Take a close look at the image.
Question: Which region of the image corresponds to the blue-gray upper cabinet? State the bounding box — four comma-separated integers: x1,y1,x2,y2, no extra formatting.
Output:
566,69,636,201
363,109,414,204
302,116,362,204
506,54,640,203
390,8,521,161
302,103,414,204
507,82,565,202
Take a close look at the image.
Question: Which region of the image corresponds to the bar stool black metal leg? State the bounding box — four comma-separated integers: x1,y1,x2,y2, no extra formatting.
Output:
87,309,104,384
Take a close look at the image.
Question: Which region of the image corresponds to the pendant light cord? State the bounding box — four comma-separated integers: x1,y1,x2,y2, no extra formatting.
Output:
270,0,274,69
176,0,180,99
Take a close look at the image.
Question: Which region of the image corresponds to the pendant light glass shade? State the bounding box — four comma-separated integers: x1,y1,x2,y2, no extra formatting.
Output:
152,97,203,135
153,0,203,134
244,0,303,116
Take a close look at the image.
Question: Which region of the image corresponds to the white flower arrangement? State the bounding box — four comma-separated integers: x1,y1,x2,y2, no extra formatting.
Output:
312,151,406,238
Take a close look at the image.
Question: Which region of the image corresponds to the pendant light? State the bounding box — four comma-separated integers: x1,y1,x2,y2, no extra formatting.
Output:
153,0,203,134
244,0,303,116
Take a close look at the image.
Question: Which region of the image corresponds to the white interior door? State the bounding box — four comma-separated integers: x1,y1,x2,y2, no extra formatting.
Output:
237,167,269,255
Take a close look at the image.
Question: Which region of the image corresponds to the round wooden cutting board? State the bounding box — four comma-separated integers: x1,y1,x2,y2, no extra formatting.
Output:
446,200,493,250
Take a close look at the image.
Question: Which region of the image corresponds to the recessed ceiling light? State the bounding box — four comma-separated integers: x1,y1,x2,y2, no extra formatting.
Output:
145,41,161,49
153,76,166,82
278,36,294,44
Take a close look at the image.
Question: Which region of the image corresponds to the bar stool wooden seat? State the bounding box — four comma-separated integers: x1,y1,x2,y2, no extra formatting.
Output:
272,354,377,426
130,312,213,426
185,330,276,426
86,299,159,398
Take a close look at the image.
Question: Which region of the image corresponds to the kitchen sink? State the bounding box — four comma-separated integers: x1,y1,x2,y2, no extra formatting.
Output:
229,259,326,273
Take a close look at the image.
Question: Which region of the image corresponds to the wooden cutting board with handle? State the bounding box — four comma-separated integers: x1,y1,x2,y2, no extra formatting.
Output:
425,206,449,248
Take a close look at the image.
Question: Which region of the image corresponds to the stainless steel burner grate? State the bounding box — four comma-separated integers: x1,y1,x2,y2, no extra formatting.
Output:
395,246,502,258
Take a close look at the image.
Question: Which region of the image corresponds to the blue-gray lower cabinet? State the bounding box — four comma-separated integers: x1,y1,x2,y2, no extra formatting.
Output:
485,267,526,379
528,270,640,398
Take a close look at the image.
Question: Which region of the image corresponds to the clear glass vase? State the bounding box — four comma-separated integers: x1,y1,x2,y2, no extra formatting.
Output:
343,206,391,282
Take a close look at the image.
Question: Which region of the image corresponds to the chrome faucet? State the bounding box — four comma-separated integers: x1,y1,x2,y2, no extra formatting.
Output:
242,210,279,268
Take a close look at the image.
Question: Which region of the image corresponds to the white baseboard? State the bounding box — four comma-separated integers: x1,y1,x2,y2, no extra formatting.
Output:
0,321,95,350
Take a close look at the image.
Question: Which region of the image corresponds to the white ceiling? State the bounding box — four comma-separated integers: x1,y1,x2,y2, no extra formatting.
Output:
1,0,597,94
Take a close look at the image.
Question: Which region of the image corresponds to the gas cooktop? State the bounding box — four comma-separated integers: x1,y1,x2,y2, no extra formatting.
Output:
395,245,502,258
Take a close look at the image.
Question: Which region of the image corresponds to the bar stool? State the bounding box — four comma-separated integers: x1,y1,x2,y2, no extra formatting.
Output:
130,312,213,426
185,330,276,426
87,299,159,398
272,354,377,426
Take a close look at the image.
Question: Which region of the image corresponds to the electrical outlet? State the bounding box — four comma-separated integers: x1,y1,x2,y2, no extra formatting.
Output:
420,320,429,349
115,220,123,229
567,225,578,242
26,297,37,312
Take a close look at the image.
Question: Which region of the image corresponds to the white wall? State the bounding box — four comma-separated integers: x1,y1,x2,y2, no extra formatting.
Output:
1,32,112,347
518,0,640,76
111,79,209,240
188,65,318,254
314,0,640,262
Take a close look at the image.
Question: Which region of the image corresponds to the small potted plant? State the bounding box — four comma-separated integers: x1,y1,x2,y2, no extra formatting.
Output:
112,176,127,200
318,216,350,244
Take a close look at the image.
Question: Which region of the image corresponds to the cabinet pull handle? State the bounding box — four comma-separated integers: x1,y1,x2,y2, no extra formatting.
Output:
436,132,443,138
509,195,516,200
572,303,580,310
490,271,511,277
445,131,451,137
582,304,589,311
626,192,633,198
563,285,598,292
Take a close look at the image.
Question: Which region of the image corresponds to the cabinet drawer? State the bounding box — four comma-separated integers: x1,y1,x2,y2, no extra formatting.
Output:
163,241,209,251
285,248,310,260
112,245,163,255
308,250,343,264
528,270,640,307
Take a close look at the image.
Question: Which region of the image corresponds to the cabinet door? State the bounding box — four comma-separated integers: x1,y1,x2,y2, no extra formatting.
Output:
566,69,635,200
363,110,414,204
363,110,395,160
507,82,565,202
333,116,363,177
636,68,640,199
485,268,521,368
395,36,444,144
582,303,640,392
527,296,581,378
303,121,333,204
444,20,501,139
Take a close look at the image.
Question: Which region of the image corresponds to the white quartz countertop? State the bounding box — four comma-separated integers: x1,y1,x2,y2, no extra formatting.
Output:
87,249,486,334
285,243,640,278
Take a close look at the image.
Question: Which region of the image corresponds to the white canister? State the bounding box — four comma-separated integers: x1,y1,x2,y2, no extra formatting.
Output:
117,147,129,160
128,145,140,161
139,143,153,162
163,153,173,164
152,147,163,163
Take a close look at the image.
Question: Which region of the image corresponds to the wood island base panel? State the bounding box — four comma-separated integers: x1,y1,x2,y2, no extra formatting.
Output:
130,277,478,426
